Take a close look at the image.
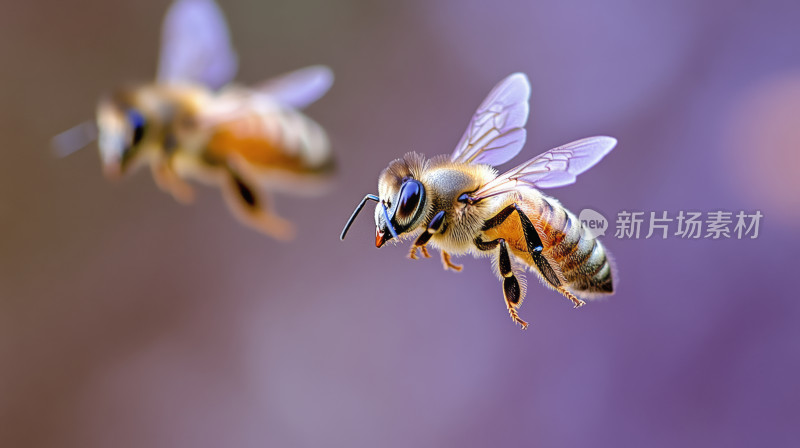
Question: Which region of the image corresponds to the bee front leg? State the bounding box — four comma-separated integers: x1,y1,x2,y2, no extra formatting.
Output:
151,161,195,204
409,246,431,260
482,203,584,309
409,211,462,272
222,170,295,241
475,237,528,329
409,210,445,261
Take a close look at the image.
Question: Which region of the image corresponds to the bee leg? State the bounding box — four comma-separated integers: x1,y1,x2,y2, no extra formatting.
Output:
483,203,584,309
475,237,528,329
440,251,462,272
409,244,432,259
222,171,295,241
151,161,195,204
558,287,585,309
409,210,445,262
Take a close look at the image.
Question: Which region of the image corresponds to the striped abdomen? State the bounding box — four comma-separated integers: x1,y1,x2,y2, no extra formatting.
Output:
531,193,614,296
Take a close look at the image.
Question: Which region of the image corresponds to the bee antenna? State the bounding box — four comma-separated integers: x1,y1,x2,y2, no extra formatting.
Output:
380,201,400,240
340,194,379,240
51,120,98,158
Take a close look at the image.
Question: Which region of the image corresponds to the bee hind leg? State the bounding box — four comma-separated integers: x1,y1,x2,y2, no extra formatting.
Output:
482,202,584,309
222,171,295,241
475,236,528,329
558,287,585,309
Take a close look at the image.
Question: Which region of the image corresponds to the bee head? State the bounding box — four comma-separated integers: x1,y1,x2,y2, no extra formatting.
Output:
96,92,149,178
374,154,429,248
339,153,430,246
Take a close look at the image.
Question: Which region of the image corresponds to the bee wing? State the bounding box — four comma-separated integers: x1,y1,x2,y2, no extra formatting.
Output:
254,65,334,109
450,73,530,166
157,0,238,89
472,136,617,199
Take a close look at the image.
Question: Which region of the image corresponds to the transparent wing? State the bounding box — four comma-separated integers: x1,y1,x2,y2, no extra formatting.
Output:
450,73,530,166
254,65,334,109
472,136,617,199
157,0,238,89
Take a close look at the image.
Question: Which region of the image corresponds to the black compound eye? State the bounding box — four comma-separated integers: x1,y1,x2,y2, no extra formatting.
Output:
127,109,146,146
396,180,423,221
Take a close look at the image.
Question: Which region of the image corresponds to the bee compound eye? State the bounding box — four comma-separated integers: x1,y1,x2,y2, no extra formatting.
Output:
396,180,423,221
126,109,146,146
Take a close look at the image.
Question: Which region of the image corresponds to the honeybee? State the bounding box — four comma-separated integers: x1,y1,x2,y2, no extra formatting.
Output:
53,0,335,240
340,73,617,329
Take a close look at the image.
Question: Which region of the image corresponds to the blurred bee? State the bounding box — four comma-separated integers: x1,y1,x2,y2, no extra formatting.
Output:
53,0,335,240
340,74,617,329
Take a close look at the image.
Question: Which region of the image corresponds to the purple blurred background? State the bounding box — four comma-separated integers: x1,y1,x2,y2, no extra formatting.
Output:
1,0,799,447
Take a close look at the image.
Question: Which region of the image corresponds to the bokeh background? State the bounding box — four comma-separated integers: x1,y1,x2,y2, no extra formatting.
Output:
2,0,799,446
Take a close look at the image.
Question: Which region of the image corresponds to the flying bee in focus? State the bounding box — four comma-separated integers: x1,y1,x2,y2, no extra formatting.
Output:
340,73,617,329
53,0,335,240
